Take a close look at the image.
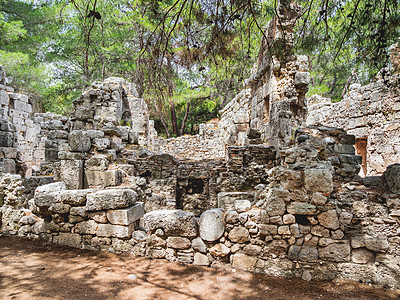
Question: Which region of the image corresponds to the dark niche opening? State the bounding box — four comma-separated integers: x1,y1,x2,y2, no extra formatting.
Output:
295,214,310,226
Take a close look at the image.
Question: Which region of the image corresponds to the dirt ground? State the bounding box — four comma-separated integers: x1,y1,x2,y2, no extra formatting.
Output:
0,236,398,300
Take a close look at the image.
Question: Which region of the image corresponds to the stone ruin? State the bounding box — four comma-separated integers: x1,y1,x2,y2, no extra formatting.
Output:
1,1,400,290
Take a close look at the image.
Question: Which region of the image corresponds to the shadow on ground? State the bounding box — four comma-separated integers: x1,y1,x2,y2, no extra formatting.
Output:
0,236,398,300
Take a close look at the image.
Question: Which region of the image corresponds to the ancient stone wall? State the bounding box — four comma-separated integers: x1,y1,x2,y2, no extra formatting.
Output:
2,126,399,289
307,74,400,176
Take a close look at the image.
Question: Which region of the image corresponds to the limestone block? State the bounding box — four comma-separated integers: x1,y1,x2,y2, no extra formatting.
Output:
193,253,209,266
97,223,135,238
294,71,311,86
85,169,122,187
49,203,70,214
304,168,333,194
70,206,87,217
74,220,98,235
234,200,251,213
287,202,317,215
199,209,224,242
228,226,250,243
87,211,108,223
69,130,91,152
92,137,110,150
0,147,17,159
53,233,82,248
264,198,286,217
86,188,137,211
0,131,13,147
217,192,249,209
384,164,400,194
34,182,66,208
60,159,84,189
0,89,9,105
106,202,144,225
318,210,339,230
319,241,351,262
224,209,239,224
141,209,198,238
243,244,262,256
209,243,230,257
166,237,191,249
60,189,94,206
352,248,375,264
231,253,257,271
85,155,109,171
191,237,207,253
364,235,389,252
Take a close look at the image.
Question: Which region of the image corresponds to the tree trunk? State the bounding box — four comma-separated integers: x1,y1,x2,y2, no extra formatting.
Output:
179,101,190,136
170,101,179,136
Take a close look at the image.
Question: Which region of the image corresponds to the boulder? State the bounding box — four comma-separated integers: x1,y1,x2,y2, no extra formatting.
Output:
85,189,137,211
141,210,198,238
199,209,224,242
234,200,251,213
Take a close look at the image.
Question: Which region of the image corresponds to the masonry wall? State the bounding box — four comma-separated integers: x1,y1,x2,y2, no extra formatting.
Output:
307,68,400,176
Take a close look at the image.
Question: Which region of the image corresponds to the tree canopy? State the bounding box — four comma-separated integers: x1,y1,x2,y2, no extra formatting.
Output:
0,0,399,135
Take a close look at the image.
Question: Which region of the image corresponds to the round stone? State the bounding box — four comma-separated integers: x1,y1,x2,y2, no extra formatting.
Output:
199,209,225,242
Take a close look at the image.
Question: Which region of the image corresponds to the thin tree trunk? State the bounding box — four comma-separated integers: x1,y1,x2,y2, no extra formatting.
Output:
179,101,190,136
170,101,179,136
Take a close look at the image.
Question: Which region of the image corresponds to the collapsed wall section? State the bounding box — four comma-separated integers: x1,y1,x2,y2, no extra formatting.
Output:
307,56,400,176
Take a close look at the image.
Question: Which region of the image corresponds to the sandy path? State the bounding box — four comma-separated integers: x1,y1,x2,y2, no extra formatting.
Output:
0,236,398,300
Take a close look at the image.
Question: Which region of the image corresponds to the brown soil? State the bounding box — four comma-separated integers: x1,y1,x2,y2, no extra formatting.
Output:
0,236,398,300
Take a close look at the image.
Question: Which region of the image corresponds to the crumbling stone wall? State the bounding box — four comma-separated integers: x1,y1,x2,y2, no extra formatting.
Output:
307,73,400,176
2,125,399,289
307,44,400,176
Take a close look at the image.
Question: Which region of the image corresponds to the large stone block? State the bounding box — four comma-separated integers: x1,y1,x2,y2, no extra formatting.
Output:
318,210,339,230
217,192,250,209
84,170,122,187
69,130,91,152
231,253,257,271
34,182,66,208
304,168,333,194
319,241,350,262
53,233,82,248
287,202,316,215
60,189,95,206
141,209,198,238
166,237,191,249
96,223,135,238
60,159,84,189
74,220,98,235
199,209,224,242
86,188,137,211
106,202,144,225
